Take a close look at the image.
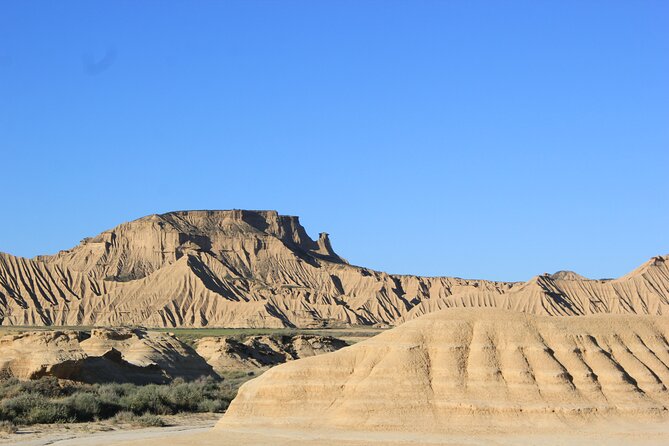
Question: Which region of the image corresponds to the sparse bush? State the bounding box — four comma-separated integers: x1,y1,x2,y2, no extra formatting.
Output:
121,385,171,415
19,376,66,398
1,393,71,424
66,392,101,421
111,410,137,424
24,400,70,424
0,376,243,426
135,413,165,427
196,398,227,412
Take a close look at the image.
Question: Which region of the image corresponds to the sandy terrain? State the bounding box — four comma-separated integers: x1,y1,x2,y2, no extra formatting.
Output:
23,419,668,446
1,413,219,446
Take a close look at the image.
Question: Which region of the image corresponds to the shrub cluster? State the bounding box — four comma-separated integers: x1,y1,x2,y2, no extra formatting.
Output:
0,376,237,426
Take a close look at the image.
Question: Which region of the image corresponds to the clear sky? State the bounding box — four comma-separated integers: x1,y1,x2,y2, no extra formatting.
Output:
1,1,667,282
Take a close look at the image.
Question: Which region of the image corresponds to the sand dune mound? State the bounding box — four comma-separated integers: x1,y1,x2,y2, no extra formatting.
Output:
220,309,669,434
0,328,216,384
195,334,347,373
1,210,667,327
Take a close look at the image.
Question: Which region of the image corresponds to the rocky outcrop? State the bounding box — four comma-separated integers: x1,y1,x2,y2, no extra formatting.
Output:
194,334,347,373
80,327,216,381
0,328,217,384
219,308,669,435
0,330,87,380
550,270,588,280
0,210,668,328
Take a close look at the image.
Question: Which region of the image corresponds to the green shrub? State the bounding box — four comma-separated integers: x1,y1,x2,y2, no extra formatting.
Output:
168,382,204,412
196,398,227,412
66,393,101,421
19,376,66,398
121,385,172,415
25,400,70,424
135,413,165,427
0,376,241,426
111,410,137,424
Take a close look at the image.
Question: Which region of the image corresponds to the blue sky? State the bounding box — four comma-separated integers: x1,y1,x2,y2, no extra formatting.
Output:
1,1,667,281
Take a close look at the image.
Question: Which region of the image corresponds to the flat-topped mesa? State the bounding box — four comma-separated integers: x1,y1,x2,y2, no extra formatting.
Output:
1,210,668,328
42,210,346,281
154,210,317,249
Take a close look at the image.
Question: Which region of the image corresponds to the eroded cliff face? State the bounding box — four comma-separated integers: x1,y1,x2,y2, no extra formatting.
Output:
194,334,348,374
0,210,668,328
0,328,216,384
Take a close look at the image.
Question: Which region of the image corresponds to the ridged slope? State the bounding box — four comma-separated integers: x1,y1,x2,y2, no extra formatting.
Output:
0,210,668,327
401,256,669,322
220,308,669,434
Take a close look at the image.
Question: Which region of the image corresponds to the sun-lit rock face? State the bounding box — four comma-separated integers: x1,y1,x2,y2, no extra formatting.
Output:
219,308,669,433
0,209,668,328
0,328,216,384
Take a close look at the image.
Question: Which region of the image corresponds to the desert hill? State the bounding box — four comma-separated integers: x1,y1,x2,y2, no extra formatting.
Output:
0,210,667,327
219,308,669,437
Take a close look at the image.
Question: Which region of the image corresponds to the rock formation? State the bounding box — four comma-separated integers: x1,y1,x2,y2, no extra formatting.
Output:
194,334,347,373
0,210,667,328
0,328,216,384
219,308,669,435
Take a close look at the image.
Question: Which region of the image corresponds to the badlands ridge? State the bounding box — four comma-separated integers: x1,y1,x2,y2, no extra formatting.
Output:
1,210,668,444
1,210,668,328
111,309,669,446
220,309,669,433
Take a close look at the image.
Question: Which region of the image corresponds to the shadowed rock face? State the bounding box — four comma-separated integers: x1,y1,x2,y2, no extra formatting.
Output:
195,334,348,373
219,309,669,433
0,328,217,384
0,210,668,328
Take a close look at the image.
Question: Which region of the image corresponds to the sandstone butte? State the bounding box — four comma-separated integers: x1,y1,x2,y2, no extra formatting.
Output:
0,209,667,328
220,308,669,433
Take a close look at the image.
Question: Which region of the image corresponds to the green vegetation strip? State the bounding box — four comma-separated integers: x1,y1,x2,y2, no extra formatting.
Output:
0,375,248,429
0,326,387,345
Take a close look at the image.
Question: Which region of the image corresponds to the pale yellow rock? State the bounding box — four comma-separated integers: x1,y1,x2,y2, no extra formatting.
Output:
1,210,667,328
80,327,216,381
0,330,87,379
219,308,669,434
0,328,216,383
103,309,669,446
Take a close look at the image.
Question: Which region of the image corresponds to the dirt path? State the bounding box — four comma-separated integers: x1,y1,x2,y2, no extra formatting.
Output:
1,414,219,446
